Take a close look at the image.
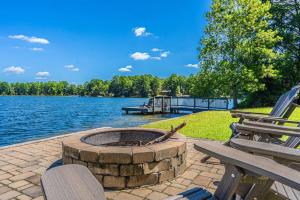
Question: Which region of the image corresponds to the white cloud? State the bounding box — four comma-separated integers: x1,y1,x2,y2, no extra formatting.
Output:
35,77,48,80
71,68,79,71
64,64,80,72
130,52,150,60
8,34,49,44
160,51,170,58
35,71,49,77
3,66,25,74
152,48,163,52
64,64,75,69
150,56,162,60
133,27,152,37
118,65,132,72
185,63,199,68
30,47,44,51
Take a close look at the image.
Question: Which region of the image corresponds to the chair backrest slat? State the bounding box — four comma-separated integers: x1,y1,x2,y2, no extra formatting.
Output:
270,85,300,117
284,137,300,148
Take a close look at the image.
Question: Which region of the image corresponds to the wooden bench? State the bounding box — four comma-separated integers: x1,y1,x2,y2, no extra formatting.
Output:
41,164,105,200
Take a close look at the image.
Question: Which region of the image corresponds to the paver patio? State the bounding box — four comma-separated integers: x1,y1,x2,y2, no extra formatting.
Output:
0,132,224,200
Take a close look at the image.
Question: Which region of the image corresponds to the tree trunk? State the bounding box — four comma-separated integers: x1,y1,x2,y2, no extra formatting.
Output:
233,89,238,109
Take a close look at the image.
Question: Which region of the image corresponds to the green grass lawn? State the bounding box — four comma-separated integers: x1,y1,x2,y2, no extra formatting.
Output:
142,107,300,141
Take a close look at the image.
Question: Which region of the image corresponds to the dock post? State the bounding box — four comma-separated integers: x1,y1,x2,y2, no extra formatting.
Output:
226,98,229,110
162,97,164,113
208,98,210,110
193,97,196,112
153,97,155,114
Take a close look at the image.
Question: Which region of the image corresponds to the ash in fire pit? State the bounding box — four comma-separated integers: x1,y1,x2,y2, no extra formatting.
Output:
63,128,187,189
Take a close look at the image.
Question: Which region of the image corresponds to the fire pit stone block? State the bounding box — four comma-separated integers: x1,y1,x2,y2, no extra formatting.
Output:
98,147,132,164
127,173,159,187
132,147,155,163
103,176,126,188
120,164,144,176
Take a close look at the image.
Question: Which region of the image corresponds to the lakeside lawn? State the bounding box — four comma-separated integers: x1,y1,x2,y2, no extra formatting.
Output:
142,107,300,141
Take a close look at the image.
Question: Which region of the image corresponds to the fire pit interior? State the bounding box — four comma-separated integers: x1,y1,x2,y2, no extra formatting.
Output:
81,130,165,146
63,128,187,189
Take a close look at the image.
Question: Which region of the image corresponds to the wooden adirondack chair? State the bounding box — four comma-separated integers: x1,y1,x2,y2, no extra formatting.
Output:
230,84,300,126
167,140,300,200
201,119,300,163
232,122,300,199
230,138,300,199
235,120,300,148
201,85,300,163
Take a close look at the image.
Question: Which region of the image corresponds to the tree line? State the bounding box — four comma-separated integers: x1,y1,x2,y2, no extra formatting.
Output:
0,74,201,97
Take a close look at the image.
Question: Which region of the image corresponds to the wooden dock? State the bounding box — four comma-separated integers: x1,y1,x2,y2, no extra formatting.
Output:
122,96,231,114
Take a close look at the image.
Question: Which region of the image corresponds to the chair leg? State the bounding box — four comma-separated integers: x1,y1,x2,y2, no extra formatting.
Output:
214,164,243,200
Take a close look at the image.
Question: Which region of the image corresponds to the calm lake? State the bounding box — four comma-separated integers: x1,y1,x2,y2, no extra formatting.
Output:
0,96,181,147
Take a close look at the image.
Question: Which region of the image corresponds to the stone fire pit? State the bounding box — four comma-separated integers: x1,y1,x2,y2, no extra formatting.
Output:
62,128,187,189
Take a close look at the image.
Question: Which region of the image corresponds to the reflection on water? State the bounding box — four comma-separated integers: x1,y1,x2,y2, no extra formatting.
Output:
0,96,182,147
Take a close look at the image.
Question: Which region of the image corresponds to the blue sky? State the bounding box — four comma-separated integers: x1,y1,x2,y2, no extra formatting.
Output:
0,0,211,83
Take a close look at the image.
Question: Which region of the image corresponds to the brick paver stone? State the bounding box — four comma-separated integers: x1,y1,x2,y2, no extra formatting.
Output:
0,190,21,200
147,191,169,200
113,192,143,200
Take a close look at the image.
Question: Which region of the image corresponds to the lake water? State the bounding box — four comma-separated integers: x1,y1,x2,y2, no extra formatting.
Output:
0,96,181,147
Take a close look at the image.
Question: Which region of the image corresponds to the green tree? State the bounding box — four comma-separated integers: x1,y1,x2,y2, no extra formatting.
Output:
163,74,181,96
28,82,41,95
109,76,133,97
189,72,219,97
270,0,300,88
85,79,108,96
199,0,282,107
134,75,152,97
150,77,162,96
12,82,29,95
0,82,11,95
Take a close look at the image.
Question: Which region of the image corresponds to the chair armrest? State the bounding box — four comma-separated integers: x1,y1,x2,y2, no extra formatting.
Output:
231,111,270,119
230,138,300,162
235,124,300,137
230,110,270,115
254,117,300,125
243,120,300,132
41,164,106,200
194,141,300,190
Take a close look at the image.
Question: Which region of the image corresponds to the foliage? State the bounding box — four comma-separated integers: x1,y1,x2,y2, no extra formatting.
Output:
108,75,162,97
198,0,282,107
0,75,166,97
270,0,300,89
163,74,189,96
244,0,300,107
188,72,220,97
143,107,300,140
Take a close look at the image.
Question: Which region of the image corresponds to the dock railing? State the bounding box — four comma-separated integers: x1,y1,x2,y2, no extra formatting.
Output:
122,96,231,114
170,97,229,111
